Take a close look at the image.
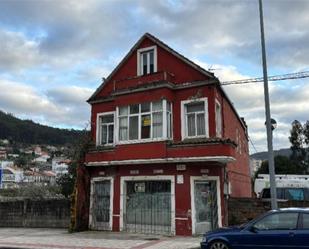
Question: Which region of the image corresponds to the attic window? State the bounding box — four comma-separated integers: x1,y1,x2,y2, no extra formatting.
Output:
137,46,157,76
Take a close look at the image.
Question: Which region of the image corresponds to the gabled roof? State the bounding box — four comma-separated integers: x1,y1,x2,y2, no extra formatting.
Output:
88,32,215,102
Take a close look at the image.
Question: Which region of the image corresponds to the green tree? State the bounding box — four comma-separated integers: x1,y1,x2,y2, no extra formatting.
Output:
56,130,91,197
14,156,27,168
288,120,309,172
304,121,309,146
289,120,304,160
255,155,305,177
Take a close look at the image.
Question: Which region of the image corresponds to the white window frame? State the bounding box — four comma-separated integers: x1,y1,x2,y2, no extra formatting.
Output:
96,111,115,146
115,99,172,144
181,97,209,140
166,102,173,139
215,99,222,138
137,46,157,76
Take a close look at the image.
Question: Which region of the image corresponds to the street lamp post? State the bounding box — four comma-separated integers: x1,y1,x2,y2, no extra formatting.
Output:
258,0,278,210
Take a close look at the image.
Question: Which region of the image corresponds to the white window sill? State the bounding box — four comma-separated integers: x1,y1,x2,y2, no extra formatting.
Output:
117,137,172,145
182,135,209,140
96,143,115,148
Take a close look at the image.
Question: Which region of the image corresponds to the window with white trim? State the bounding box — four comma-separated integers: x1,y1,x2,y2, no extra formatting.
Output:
215,101,222,137
118,99,172,142
97,113,114,145
182,98,208,139
166,102,172,139
137,46,157,76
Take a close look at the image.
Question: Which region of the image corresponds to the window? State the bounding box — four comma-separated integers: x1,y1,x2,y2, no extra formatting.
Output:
181,98,208,139
118,99,172,142
253,212,298,230
302,214,309,229
215,100,222,137
137,46,157,76
166,102,172,139
286,188,305,200
97,113,114,145
152,101,163,138
236,128,241,154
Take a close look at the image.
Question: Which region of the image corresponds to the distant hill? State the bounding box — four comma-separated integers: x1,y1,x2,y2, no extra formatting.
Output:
250,148,292,161
0,110,84,145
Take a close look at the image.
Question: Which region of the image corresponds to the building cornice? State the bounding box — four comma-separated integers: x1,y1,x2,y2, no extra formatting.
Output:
88,79,218,104
85,156,235,167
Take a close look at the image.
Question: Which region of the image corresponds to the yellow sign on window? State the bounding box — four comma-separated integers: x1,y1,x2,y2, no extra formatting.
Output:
143,116,151,126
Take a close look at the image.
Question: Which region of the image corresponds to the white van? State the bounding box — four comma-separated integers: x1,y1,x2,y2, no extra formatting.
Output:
254,174,309,199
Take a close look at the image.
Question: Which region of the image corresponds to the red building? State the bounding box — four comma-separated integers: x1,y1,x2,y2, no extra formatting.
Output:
80,33,251,236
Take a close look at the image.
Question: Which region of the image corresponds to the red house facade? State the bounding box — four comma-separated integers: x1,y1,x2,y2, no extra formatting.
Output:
82,33,251,236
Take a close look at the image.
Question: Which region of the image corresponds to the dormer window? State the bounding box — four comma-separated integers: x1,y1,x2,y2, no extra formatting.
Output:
137,46,157,76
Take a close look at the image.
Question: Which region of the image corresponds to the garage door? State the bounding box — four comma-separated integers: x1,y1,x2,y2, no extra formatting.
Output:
124,180,172,235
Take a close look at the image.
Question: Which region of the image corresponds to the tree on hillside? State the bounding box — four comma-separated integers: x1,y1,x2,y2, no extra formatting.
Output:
289,120,305,161
255,120,309,178
288,120,309,172
304,121,309,146
255,155,305,177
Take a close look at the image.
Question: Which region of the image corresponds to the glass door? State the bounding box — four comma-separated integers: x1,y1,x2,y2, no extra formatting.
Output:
194,180,218,234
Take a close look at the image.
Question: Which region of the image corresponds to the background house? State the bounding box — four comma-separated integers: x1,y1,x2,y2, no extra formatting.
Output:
76,33,251,236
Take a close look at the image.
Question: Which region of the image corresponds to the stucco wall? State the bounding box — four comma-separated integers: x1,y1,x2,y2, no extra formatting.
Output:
0,198,70,228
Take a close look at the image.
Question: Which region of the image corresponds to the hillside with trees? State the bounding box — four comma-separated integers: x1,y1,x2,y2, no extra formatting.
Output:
0,110,84,145
254,120,309,177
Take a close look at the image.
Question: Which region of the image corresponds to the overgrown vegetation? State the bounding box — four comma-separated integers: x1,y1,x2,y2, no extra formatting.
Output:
56,129,92,198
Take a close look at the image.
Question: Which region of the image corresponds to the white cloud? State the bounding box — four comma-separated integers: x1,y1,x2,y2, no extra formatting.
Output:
0,29,41,72
47,86,93,105
0,79,90,128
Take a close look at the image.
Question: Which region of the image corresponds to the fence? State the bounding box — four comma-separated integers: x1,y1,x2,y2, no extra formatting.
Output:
0,198,70,228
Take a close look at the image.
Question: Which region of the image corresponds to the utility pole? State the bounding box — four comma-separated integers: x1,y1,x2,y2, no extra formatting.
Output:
258,0,278,210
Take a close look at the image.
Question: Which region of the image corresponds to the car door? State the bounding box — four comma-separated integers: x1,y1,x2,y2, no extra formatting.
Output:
234,212,299,249
293,213,309,248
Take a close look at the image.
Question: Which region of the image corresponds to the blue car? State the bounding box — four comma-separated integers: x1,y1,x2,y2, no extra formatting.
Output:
201,208,309,249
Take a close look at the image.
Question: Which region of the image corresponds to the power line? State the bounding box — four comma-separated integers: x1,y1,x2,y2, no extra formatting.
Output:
248,136,259,154
221,70,309,86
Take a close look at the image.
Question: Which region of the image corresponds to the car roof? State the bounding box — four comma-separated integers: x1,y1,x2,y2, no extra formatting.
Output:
269,208,309,213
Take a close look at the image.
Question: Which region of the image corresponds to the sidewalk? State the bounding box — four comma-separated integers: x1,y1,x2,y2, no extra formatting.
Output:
0,228,201,249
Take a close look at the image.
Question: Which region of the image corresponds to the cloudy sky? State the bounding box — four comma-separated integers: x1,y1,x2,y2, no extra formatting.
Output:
0,0,308,153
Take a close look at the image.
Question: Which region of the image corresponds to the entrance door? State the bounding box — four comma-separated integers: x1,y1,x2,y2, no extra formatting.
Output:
193,180,218,234
90,179,112,230
124,180,172,235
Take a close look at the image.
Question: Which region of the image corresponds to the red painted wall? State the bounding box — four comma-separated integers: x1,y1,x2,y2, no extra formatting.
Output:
96,37,210,99
216,88,252,197
88,163,225,236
